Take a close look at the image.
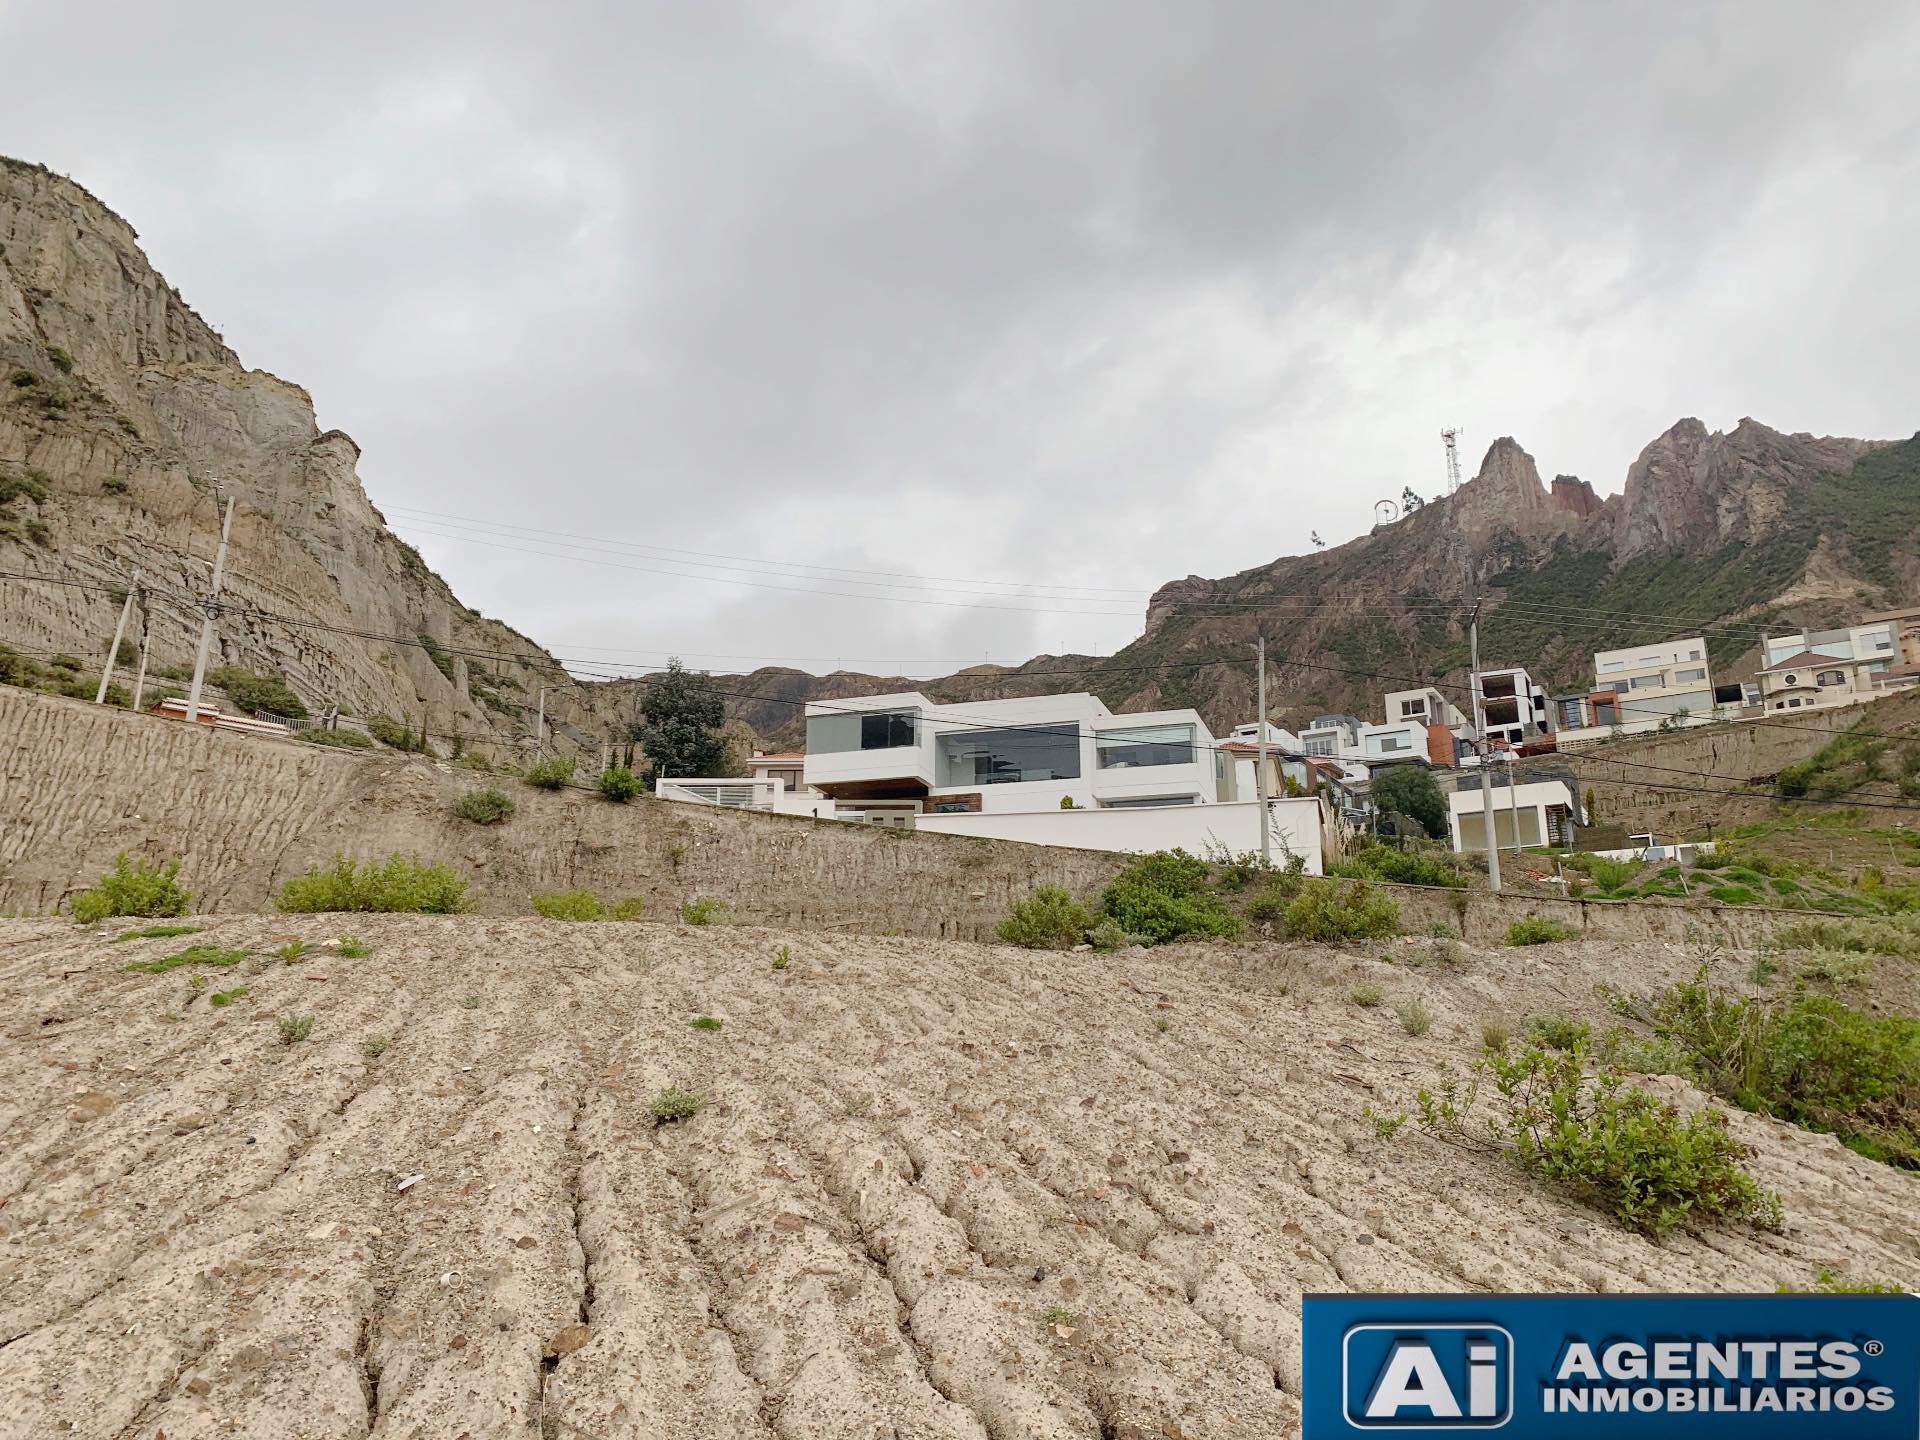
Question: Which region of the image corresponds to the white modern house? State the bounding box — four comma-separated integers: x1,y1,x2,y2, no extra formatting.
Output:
1383,685,1470,733
1757,622,1915,711
1449,774,1582,852
1474,666,1553,749
799,691,1332,868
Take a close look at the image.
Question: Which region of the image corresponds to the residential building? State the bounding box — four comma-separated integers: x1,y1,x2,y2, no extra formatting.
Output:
802,691,1235,813
1357,719,1438,767
1762,622,1898,670
1382,685,1469,732
1756,621,1914,711
1475,666,1552,748
1553,636,1736,744
1448,771,1582,852
1225,720,1302,750
746,750,806,794
1297,714,1364,759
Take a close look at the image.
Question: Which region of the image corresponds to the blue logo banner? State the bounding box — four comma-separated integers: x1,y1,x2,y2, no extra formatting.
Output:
1303,1293,1919,1438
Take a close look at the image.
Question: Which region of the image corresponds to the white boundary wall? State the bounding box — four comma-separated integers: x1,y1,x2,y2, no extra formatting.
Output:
914,797,1327,871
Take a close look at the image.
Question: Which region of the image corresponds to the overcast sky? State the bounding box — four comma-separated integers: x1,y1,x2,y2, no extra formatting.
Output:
4,1,1916,678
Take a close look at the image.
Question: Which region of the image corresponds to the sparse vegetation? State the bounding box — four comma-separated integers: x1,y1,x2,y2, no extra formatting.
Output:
337,937,372,958
208,986,248,1007
652,1085,707,1124
524,756,576,790
365,713,429,752
274,939,311,961
275,853,471,914
1350,980,1385,1008
1778,1268,1905,1295
1098,850,1243,944
1407,1039,1784,1238
1505,917,1575,946
1480,1019,1510,1053
1283,879,1399,941
455,787,515,825
278,1014,314,1045
690,1015,723,1031
126,943,247,974
1041,1306,1080,1333
531,889,641,922
100,473,129,495
113,923,201,942
1396,997,1435,1036
1327,839,1467,888
997,885,1093,949
303,726,375,750
362,1035,389,1058
598,765,641,802
71,853,190,925
772,944,791,970
1524,1013,1591,1052
680,896,723,926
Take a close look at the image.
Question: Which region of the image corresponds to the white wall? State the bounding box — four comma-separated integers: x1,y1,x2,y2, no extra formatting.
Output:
916,798,1327,871
1448,780,1573,853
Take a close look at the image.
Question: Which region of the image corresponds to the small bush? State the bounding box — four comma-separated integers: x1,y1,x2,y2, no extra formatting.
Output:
1705,883,1762,906
276,853,471,914
1524,1013,1591,1052
278,1014,314,1045
337,937,372,958
680,896,723,926
1797,950,1872,986
1481,1019,1510,1053
1099,849,1242,944
71,853,190,924
1284,879,1399,942
997,885,1093,949
1505,917,1574,946
101,474,129,494
455,787,516,825
364,714,430,753
362,1035,389,1058
772,944,792,970
274,939,311,961
533,889,607,922
1396,998,1435,1036
303,727,375,750
208,986,248,1007
598,765,640,802
690,1015,723,1031
524,757,576,790
1778,1268,1905,1295
126,944,247,975
1328,840,1466,888
207,664,307,719
1350,980,1385,1008
652,1085,706,1124
1410,1040,1783,1238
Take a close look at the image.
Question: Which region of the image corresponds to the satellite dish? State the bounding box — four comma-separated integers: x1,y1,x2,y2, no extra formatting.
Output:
1374,499,1399,525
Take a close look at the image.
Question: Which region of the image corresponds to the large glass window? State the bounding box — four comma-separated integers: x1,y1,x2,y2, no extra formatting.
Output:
806,708,917,753
936,724,1080,786
1101,795,1196,809
1094,723,1195,769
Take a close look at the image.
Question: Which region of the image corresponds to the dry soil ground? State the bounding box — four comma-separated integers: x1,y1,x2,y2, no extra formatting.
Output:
2,918,1916,1440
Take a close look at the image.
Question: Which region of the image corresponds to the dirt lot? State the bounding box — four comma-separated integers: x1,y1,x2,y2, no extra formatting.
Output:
2,918,1915,1440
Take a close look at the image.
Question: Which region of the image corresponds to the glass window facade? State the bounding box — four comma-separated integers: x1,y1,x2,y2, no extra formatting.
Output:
1094,723,1195,769
936,724,1081,786
806,709,917,753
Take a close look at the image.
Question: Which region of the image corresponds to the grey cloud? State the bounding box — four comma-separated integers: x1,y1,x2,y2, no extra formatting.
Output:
2,0,1916,672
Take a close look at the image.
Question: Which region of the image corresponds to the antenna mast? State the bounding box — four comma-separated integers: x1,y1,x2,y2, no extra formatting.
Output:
1441,427,1463,493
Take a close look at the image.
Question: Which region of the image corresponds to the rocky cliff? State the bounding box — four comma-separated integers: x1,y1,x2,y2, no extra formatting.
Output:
0,157,595,755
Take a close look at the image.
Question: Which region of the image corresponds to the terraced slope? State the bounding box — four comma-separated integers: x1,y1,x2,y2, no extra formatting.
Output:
2,918,1914,1439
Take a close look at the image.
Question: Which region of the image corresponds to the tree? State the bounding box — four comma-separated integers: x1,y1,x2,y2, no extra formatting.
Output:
1401,486,1426,512
1369,764,1448,841
632,658,727,782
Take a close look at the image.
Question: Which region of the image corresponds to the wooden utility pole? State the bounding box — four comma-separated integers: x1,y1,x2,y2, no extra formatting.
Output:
95,569,139,704
1469,605,1502,891
185,496,236,724
1254,636,1271,865
130,584,153,712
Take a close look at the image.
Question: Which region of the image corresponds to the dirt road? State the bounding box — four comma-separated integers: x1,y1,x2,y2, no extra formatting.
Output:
2,917,1914,1439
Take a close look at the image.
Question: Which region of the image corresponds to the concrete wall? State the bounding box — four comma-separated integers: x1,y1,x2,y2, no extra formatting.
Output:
915,797,1327,872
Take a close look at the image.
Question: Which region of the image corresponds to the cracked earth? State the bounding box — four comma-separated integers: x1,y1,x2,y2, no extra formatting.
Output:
2,916,1915,1439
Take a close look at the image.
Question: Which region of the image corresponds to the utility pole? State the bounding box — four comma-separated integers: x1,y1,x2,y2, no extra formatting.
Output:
1469,604,1502,891
1504,750,1525,856
95,569,139,704
1254,635,1271,865
535,685,547,756
130,584,153,712
185,496,236,724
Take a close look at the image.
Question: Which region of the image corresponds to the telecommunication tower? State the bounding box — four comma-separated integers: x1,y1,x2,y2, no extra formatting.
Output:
1441,427,1463,493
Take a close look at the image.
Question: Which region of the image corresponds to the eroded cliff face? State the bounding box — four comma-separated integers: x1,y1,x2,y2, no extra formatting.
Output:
0,158,595,752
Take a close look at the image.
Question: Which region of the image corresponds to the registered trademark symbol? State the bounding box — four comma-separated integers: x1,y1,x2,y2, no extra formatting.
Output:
1864,1340,1884,1357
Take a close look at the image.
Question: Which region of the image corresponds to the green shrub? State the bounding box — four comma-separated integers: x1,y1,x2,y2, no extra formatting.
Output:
71,853,190,924
278,1014,314,1045
114,923,201,942
1328,840,1466,888
1099,849,1243,944
276,853,471,914
337,937,372,958
1796,950,1871,986
524,756,576,790
533,888,606,921
125,943,248,974
207,665,307,719
1562,853,1641,893
1246,867,1308,923
598,764,641,802
690,1015,723,1031
1774,914,1920,959
652,1085,706,1123
303,727,374,750
1410,1040,1783,1238
1647,967,1920,1168
680,896,723,926
1283,879,1399,941
365,713,427,752
455,787,515,825
1778,1268,1905,1294
1524,1013,1591,1051
1396,998,1435,1035
416,633,455,680
1505,917,1575,946
209,986,248,1007
1705,883,1762,906
46,345,74,373
997,885,1093,949
1350,980,1385,1007
100,473,129,494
